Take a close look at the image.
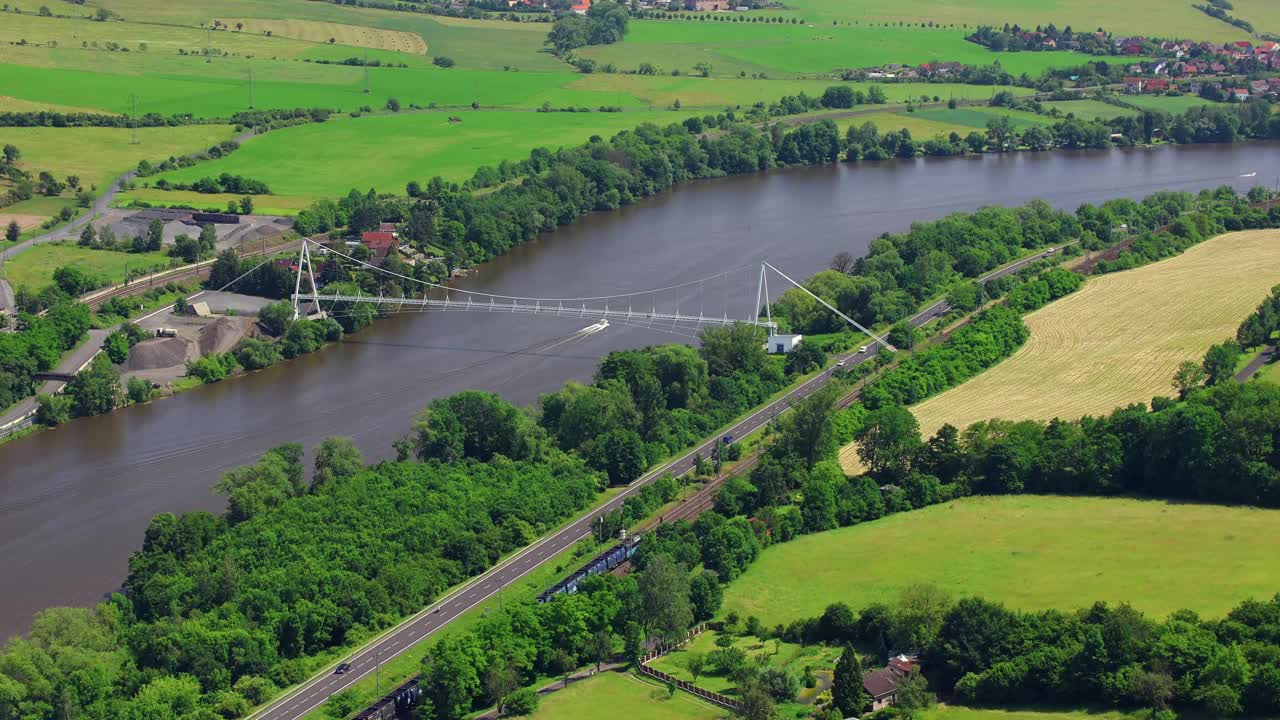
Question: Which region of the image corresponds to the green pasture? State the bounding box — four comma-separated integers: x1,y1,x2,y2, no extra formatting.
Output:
720,495,1280,627
526,671,726,720
757,0,1248,41
647,630,841,697
146,110,692,200
837,111,974,139
115,188,313,217
0,242,174,292
1041,99,1135,120
910,106,1050,129
6,125,236,193
92,0,565,72
1117,94,1225,114
581,21,1127,79
1232,0,1280,36
919,706,1149,720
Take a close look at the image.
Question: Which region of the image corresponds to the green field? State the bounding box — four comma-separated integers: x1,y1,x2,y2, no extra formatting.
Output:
721,495,1280,627
834,105,1049,140
647,630,840,698
910,106,1051,129
146,110,687,200
6,125,236,194
527,672,727,720
581,21,1128,79
1117,94,1225,114
920,706,1149,720
1041,99,1136,121
0,242,174,292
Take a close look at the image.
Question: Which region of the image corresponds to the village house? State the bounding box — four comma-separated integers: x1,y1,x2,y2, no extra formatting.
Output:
862,654,921,711
1144,78,1169,93
360,231,398,262
1229,87,1251,102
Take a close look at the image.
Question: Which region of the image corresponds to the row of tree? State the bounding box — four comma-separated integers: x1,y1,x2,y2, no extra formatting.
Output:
0,302,89,410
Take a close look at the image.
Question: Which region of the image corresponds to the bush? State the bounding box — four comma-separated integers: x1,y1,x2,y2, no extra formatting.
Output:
186,352,239,383
126,376,153,403
432,56,455,68
504,687,539,716
234,337,282,371
35,393,73,425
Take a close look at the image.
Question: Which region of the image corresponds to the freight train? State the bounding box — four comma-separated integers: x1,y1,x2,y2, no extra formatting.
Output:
536,534,641,603
352,676,425,720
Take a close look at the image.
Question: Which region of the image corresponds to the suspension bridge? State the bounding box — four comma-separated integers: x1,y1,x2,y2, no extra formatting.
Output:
287,238,894,347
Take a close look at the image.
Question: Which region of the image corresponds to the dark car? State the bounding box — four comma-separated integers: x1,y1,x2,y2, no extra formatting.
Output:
335,662,352,675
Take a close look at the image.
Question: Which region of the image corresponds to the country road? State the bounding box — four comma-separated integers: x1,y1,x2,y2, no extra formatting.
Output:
250,241,1068,720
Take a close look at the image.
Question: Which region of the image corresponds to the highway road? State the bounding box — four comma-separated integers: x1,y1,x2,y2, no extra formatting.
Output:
250,242,1070,720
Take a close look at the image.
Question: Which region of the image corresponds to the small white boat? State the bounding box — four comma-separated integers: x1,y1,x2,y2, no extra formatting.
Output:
1241,172,1258,178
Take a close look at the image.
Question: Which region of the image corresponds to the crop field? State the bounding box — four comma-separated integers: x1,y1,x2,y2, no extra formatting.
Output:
6,125,236,195
1216,0,1280,36
760,0,1248,41
0,243,173,292
146,110,686,200
1117,94,1224,114
910,106,1051,129
215,18,429,54
837,111,973,139
113,189,314,217
920,706,1148,720
526,672,726,720
1041,99,1136,120
580,21,1127,78
837,230,1280,464
720,495,1280,627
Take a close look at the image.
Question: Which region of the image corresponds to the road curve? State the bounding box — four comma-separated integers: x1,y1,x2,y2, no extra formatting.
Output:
250,243,1068,720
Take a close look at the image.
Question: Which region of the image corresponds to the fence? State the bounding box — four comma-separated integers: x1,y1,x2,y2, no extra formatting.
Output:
636,624,744,713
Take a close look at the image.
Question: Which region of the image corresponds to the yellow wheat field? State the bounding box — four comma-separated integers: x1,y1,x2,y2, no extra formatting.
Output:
839,230,1280,474
218,19,428,55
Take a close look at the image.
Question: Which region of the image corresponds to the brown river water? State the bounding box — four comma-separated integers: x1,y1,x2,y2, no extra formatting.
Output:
0,143,1273,639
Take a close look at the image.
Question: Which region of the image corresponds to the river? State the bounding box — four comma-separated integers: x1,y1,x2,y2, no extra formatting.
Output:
0,143,1273,639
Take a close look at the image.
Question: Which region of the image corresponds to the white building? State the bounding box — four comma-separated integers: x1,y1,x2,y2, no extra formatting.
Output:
767,333,803,354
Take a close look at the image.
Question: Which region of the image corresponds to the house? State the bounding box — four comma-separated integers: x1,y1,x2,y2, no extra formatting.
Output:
571,0,589,12
378,222,398,234
766,334,802,354
1210,62,1227,73
1144,78,1169,93
360,231,398,261
862,656,921,711
1250,80,1270,95
1230,88,1251,102
1233,40,1253,52
1123,77,1144,94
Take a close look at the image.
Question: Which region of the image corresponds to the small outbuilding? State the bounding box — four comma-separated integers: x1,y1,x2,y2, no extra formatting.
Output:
767,333,802,354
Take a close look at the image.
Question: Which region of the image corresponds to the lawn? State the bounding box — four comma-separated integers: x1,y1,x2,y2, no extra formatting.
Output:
0,242,174,292
146,110,686,200
910,106,1051,129
1118,94,1224,114
835,229,1280,460
720,495,1280,627
6,125,237,193
1041,99,1136,121
647,630,841,697
919,705,1149,720
580,21,1127,79
834,106,1047,141
525,671,727,720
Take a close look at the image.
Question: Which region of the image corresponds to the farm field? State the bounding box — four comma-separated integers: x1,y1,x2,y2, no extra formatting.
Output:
6,125,237,194
0,243,173,292
910,106,1051,129
146,110,684,201
1041,99,1136,120
213,18,429,54
835,229,1280,462
579,21,1130,78
760,0,1248,41
719,495,1280,627
1117,94,1223,114
114,189,314,217
526,671,726,720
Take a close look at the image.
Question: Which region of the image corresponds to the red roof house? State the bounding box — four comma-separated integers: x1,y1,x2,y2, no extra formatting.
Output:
361,231,398,261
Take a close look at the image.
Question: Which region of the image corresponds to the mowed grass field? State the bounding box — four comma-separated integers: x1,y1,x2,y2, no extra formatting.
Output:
526,672,727,720
146,110,685,200
6,125,236,194
837,230,1280,466
720,495,1280,627
1117,94,1224,114
215,18,428,54
580,21,1129,79
0,243,173,291
1042,99,1137,120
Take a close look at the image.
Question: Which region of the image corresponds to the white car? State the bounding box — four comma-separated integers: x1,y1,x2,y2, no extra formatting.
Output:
858,346,868,354
1045,247,1056,254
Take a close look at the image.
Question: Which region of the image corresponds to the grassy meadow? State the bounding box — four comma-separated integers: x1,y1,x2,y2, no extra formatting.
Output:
1117,94,1224,114
720,495,1280,627
647,630,841,698
526,672,727,720
837,229,1280,460
1041,99,1137,120
0,243,173,292
919,706,1149,720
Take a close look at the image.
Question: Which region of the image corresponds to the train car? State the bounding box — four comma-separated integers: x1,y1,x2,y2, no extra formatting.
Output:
353,676,424,720
537,534,642,603
192,211,241,224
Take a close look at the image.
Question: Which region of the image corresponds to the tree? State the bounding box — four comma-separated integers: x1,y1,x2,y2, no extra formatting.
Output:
146,218,164,251
432,56,455,68
258,300,295,336
689,570,722,621
484,661,519,715
830,251,855,274
891,583,952,653
385,97,401,112
589,630,613,671
78,223,97,247
584,428,647,485
857,404,922,480
312,436,363,490
889,320,920,350
639,554,693,644
5,220,19,243
986,115,1016,152
240,196,254,215
833,645,870,717
2,144,19,165
127,376,154,404
1173,360,1206,399
503,687,538,716
1203,341,1241,385
1132,670,1175,711
894,670,934,717
65,353,120,417
684,651,707,683
740,685,776,720
775,385,839,467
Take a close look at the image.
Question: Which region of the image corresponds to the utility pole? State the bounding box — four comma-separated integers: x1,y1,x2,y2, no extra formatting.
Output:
130,94,139,145
248,63,255,109
364,49,370,94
